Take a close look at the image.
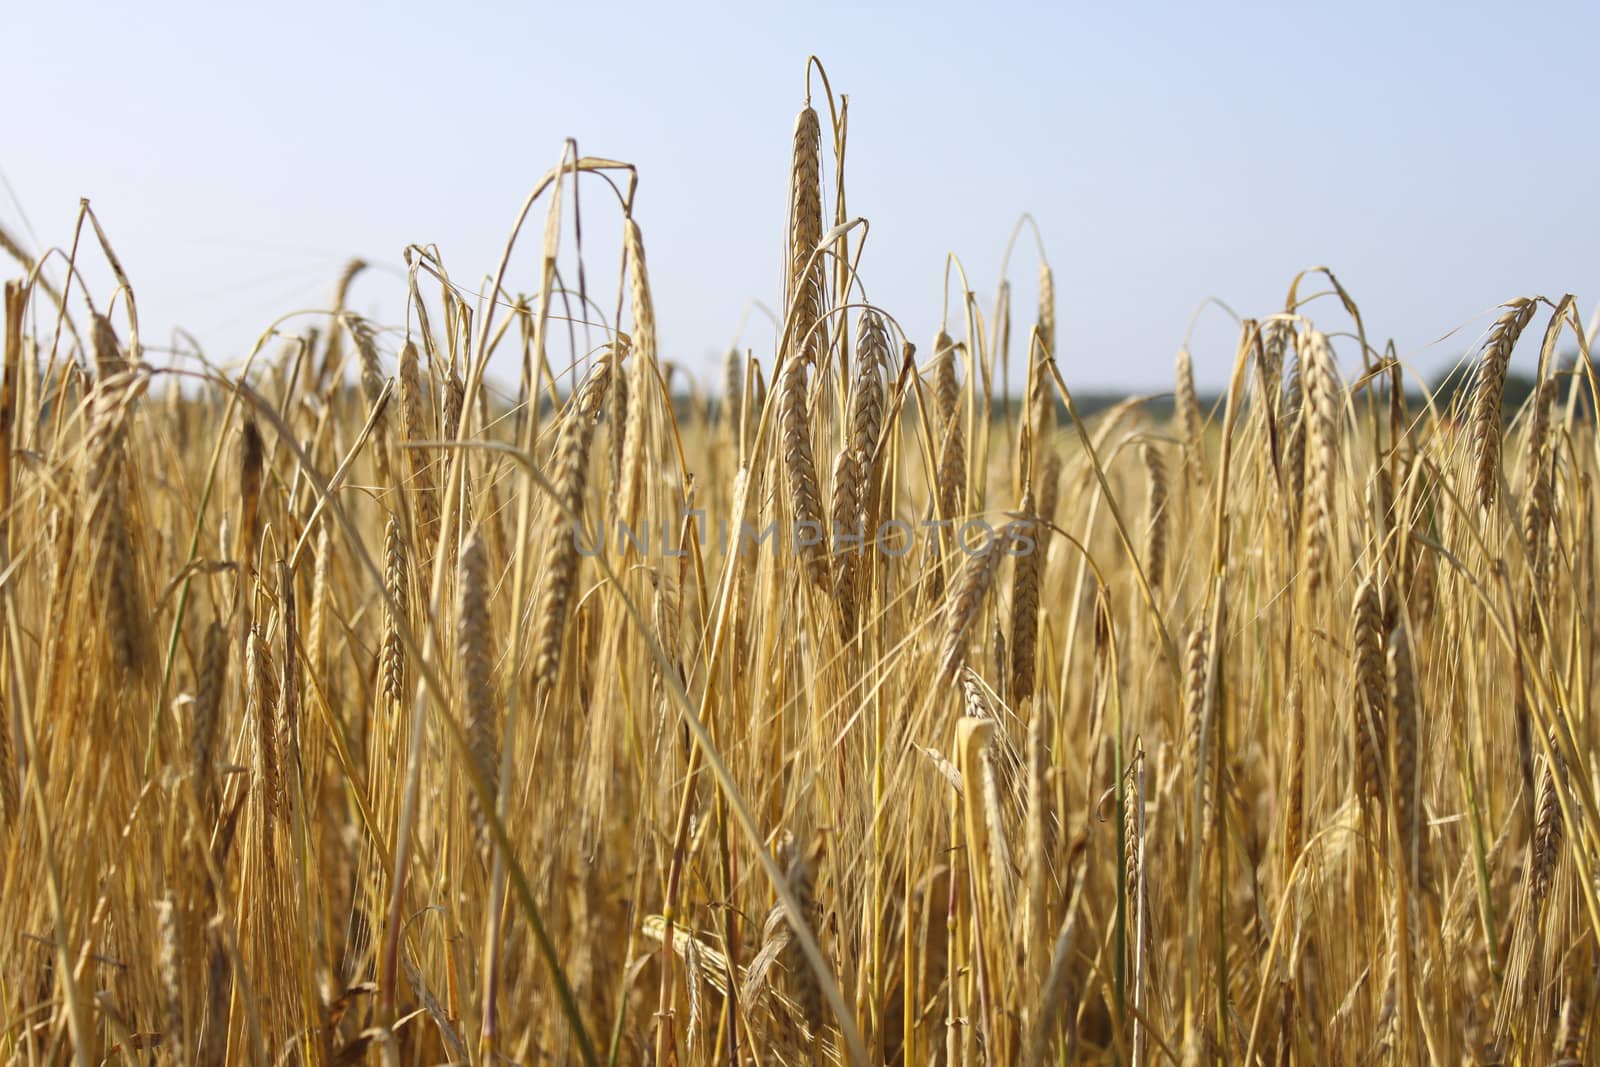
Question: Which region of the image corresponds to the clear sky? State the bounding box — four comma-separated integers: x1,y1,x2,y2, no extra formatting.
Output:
5,1,1597,391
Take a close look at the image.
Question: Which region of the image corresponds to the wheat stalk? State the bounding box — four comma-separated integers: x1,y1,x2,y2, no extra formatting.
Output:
157,892,187,1067
1141,444,1167,597
1300,329,1340,596
781,349,828,589
1283,681,1305,874
722,346,743,442
1529,743,1564,922
615,220,657,530
1469,298,1537,512
190,620,227,815
1520,376,1558,613
381,514,407,720
85,314,151,681
1008,491,1041,705
1183,621,1213,834
940,521,1024,682
933,331,965,520
0,691,14,828
531,383,597,693
248,624,280,861
398,338,439,570
458,530,498,857
1352,573,1388,801
1387,621,1423,890
780,834,825,1042
778,108,829,592
830,310,888,630
1174,347,1201,485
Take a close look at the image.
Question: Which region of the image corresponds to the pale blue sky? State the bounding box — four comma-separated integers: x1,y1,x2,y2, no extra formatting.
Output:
5,1,1596,390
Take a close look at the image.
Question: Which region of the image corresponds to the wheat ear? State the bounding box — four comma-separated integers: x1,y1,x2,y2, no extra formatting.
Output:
85,314,151,680
531,372,598,692
1008,490,1041,705
1520,376,1558,611
398,338,439,570
1142,444,1168,597
940,521,1024,682
248,625,280,864
1387,622,1423,890
830,310,889,629
1470,297,1537,511
1352,574,1388,801
1300,330,1340,595
933,331,965,520
722,346,743,441
381,514,407,720
458,530,498,857
1175,347,1202,484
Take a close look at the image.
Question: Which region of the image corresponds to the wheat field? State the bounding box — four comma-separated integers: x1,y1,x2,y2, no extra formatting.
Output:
1,59,1598,1066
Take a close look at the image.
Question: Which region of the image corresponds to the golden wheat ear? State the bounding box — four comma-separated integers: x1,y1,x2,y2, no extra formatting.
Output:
1007,490,1041,706
1140,443,1167,598
1469,298,1537,511
457,528,498,860
1351,573,1389,804
397,339,439,573
829,310,888,631
531,375,596,694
